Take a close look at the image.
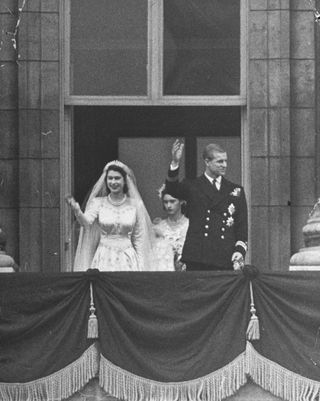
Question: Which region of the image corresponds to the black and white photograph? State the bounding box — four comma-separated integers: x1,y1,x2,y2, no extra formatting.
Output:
1,1,320,400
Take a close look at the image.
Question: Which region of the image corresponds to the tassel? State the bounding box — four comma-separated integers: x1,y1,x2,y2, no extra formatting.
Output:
87,281,99,339
246,281,260,341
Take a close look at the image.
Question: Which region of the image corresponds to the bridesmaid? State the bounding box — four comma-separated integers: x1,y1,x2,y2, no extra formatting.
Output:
153,185,189,271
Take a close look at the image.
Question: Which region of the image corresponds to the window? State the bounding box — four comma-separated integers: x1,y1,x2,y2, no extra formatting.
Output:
70,0,148,96
66,0,245,103
163,0,240,95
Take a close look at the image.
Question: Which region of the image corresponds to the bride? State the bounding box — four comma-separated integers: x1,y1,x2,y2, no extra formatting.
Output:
66,160,165,272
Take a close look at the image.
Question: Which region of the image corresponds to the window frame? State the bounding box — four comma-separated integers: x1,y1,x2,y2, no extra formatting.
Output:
64,0,247,106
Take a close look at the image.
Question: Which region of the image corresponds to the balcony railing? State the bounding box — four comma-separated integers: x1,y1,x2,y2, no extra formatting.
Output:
0,269,319,401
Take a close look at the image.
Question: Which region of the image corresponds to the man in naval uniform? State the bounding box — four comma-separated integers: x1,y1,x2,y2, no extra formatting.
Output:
165,139,248,271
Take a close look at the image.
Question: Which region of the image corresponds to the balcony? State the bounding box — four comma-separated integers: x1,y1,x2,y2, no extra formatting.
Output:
0,269,319,401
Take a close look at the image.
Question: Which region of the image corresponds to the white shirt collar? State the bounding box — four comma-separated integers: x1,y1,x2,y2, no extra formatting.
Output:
204,173,222,189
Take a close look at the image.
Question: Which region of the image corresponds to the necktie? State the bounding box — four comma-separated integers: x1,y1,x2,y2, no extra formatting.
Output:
213,178,219,190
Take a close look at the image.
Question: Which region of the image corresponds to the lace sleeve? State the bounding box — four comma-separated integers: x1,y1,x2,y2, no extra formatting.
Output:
73,198,102,271
75,198,101,228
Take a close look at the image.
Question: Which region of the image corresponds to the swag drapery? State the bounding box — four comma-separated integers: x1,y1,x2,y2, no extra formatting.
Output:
1,271,320,401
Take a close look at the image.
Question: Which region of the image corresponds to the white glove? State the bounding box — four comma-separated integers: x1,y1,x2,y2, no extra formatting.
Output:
232,252,244,271
66,196,81,216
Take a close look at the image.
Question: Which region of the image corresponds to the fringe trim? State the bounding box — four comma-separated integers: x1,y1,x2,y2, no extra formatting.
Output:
99,351,247,401
246,341,320,401
0,343,100,401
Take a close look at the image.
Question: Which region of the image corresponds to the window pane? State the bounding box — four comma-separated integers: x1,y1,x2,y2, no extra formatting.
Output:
70,0,148,96
163,0,240,96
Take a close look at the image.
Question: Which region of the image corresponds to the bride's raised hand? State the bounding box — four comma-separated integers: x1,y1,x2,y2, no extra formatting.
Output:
65,195,81,214
65,195,74,206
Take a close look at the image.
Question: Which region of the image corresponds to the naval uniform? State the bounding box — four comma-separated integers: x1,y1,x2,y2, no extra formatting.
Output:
166,168,248,271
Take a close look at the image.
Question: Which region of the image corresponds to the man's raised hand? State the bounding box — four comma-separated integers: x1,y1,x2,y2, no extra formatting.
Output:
171,139,184,167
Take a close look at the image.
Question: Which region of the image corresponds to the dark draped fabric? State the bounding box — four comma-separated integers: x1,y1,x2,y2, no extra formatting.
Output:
253,272,320,381
0,273,92,382
94,271,249,381
1,270,320,398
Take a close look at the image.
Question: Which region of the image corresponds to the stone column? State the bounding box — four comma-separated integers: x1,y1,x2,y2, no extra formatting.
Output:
18,1,61,272
290,0,317,265
290,199,320,270
248,0,291,271
0,0,19,263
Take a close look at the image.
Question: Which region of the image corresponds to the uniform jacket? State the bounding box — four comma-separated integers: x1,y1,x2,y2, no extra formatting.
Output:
166,169,248,269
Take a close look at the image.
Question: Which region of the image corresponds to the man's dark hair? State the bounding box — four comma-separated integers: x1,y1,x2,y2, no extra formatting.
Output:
202,143,226,160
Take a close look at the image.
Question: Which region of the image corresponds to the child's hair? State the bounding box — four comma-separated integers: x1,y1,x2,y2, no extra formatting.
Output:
159,187,187,215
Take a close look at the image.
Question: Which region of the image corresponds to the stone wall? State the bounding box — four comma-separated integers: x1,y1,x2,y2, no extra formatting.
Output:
290,0,317,263
248,0,317,271
18,0,61,271
0,0,19,263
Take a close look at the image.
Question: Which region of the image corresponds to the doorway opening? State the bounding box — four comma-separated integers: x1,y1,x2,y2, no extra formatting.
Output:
73,106,241,220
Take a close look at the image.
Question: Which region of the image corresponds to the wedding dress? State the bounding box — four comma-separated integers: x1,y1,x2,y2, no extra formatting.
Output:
153,215,189,271
73,161,164,272
79,196,145,271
